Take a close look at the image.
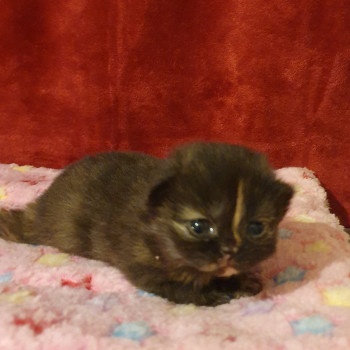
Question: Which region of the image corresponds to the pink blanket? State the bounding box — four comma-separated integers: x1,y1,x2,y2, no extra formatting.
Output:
0,164,349,350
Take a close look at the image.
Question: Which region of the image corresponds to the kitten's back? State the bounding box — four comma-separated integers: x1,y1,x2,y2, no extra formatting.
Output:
0,152,162,252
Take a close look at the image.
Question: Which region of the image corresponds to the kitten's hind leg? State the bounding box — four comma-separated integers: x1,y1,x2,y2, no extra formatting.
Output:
0,209,25,242
0,204,41,245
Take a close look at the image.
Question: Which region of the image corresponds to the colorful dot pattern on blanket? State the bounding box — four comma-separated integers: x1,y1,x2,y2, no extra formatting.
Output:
0,186,7,200
322,286,350,307
274,266,306,285
290,315,335,336
0,164,349,350
37,253,70,266
242,300,274,315
305,240,331,253
278,228,293,239
112,321,155,342
0,272,13,283
0,290,33,304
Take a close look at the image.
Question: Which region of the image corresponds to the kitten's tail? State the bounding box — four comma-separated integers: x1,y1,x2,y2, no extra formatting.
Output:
0,205,37,244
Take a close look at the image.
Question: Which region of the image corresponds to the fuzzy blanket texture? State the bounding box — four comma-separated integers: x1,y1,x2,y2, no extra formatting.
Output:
0,164,349,350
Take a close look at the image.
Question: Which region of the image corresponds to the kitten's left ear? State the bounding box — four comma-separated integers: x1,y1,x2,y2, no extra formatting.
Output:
273,180,295,217
278,180,294,202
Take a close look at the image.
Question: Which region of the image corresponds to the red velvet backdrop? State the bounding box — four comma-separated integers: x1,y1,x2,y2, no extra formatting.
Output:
0,0,349,225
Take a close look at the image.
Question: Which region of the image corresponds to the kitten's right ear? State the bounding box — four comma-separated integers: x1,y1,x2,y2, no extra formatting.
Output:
148,177,175,208
147,162,176,208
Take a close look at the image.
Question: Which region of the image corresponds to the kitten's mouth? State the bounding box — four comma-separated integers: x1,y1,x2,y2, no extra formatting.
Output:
199,255,239,277
215,266,239,277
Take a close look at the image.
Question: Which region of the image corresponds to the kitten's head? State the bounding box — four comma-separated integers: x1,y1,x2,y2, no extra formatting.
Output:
147,143,294,278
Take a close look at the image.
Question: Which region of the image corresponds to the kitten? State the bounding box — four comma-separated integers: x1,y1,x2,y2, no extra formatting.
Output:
0,143,293,306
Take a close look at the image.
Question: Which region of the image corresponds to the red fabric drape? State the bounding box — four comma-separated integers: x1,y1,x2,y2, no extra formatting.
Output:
0,0,349,225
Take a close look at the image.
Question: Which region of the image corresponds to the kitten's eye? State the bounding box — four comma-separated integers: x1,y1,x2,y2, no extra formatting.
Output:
246,221,264,238
189,219,215,238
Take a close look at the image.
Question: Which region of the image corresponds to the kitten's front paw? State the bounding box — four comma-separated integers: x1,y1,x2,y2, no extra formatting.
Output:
201,291,233,306
197,275,262,306
233,275,262,298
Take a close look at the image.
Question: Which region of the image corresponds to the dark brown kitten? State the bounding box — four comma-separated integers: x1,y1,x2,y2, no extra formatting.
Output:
0,143,294,306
